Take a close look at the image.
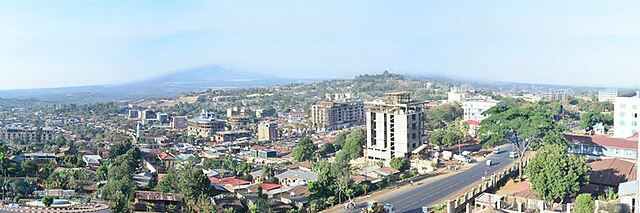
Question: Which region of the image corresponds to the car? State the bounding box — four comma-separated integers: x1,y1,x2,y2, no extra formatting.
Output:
493,148,501,154
509,151,518,158
486,160,492,166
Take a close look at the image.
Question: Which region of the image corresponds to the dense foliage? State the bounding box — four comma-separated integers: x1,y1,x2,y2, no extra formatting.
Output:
525,144,590,202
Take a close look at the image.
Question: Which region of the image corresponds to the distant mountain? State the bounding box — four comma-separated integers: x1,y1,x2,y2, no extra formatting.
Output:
0,66,307,103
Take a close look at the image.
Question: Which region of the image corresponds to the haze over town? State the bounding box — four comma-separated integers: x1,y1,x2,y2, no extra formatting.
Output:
0,1,639,90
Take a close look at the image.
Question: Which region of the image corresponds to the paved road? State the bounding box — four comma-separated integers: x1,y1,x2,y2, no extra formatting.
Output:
338,143,516,213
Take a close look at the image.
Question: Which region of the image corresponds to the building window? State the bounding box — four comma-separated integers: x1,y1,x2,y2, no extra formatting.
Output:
633,121,638,127
620,112,626,117
620,120,626,126
634,105,638,110
621,104,626,109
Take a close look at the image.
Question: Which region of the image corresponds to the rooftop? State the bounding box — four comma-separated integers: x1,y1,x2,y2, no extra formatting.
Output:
135,190,182,202
566,134,637,150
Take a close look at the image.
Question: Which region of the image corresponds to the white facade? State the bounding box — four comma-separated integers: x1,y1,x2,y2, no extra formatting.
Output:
462,99,505,121
598,89,618,103
447,91,466,103
613,92,640,138
365,92,424,165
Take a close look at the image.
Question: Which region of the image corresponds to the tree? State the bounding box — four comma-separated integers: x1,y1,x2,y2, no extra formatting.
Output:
342,129,365,160
389,157,408,172
525,144,590,202
20,160,37,177
179,165,211,210
574,194,595,213
425,103,463,130
293,136,316,162
429,125,465,149
478,104,568,178
334,131,349,150
42,195,54,207
262,164,276,183
12,180,35,196
580,110,613,132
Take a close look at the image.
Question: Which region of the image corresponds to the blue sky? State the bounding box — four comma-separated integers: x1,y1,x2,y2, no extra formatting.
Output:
0,1,638,90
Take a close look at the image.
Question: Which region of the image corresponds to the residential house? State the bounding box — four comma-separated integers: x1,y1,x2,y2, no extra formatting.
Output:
133,191,182,213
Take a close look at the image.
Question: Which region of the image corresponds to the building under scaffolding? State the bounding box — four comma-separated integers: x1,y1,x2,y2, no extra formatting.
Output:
365,92,425,165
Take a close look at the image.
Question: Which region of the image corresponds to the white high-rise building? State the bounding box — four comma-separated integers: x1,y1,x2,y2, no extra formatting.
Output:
462,99,505,122
613,91,640,139
365,92,424,165
598,89,618,103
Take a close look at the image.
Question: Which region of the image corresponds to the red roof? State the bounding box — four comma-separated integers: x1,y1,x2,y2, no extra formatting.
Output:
626,132,639,141
158,152,175,160
209,177,250,186
251,145,268,151
464,120,481,125
589,158,636,186
565,135,637,150
260,183,280,191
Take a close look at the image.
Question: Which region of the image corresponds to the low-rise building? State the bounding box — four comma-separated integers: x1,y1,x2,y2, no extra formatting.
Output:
133,191,182,212
566,134,637,158
215,130,252,142
275,169,318,187
82,155,103,169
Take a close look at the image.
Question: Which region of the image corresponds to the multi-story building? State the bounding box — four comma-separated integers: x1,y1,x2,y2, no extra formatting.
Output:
258,123,278,142
613,91,640,139
170,116,188,129
311,101,365,131
541,91,568,102
187,115,226,138
598,89,618,103
365,92,424,165
156,113,169,124
0,124,54,142
462,99,506,122
226,107,254,118
128,110,140,119
141,110,156,120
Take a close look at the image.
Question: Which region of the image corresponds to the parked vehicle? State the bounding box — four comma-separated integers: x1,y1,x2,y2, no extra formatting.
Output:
364,201,394,213
486,160,492,166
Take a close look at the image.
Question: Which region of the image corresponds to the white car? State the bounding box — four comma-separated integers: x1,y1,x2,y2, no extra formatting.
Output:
509,152,518,158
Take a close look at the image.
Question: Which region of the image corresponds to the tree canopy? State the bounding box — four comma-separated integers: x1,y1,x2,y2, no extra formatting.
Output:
525,144,590,202
293,136,316,162
574,194,595,213
579,110,613,131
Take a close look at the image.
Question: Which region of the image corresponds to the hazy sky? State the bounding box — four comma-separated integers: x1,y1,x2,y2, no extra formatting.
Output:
0,1,639,90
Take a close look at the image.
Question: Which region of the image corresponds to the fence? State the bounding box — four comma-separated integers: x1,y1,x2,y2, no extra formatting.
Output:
438,158,530,213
